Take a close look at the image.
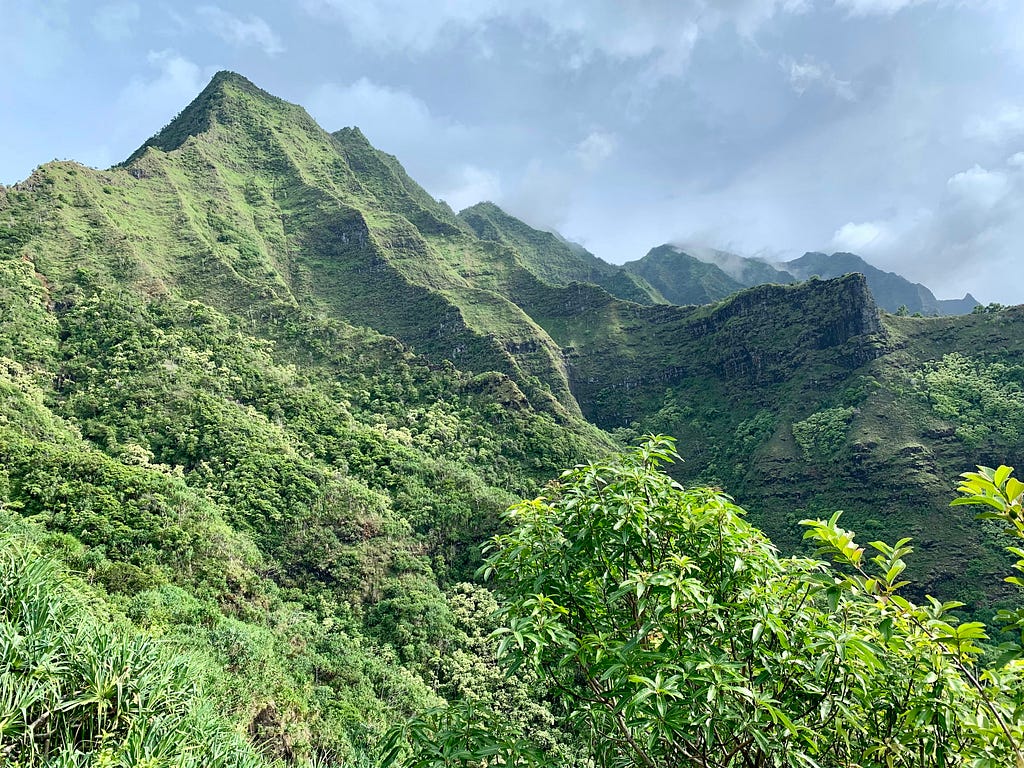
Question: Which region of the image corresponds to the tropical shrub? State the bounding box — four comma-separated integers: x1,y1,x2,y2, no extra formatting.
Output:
791,406,855,461
912,352,1024,447
386,437,1024,767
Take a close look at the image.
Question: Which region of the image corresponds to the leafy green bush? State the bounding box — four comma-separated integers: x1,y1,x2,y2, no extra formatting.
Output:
386,438,1024,768
912,352,1024,447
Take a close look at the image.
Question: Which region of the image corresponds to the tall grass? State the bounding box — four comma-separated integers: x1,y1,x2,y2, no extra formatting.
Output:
0,533,265,767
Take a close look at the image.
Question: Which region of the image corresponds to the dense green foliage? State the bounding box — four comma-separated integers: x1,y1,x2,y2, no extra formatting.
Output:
912,352,1024,447
388,439,1024,768
0,531,263,768
0,276,603,762
792,406,856,460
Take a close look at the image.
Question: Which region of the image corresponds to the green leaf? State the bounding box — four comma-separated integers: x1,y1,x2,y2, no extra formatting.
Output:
995,465,1013,488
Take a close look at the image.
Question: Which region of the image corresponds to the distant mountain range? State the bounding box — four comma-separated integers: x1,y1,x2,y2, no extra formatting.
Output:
462,206,979,315
781,251,980,315
564,241,979,316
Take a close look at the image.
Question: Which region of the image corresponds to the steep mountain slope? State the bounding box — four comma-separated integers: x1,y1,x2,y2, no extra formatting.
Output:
621,244,747,305
120,71,583,416
512,267,1023,601
785,251,979,315
459,201,660,304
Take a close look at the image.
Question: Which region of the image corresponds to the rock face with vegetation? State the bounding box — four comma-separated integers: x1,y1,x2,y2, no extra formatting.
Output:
0,71,1022,766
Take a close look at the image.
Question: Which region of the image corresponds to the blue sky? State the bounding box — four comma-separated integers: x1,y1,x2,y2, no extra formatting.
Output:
2,0,1023,302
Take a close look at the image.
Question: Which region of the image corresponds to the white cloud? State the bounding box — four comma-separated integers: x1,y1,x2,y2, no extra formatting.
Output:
114,51,217,150
833,0,929,15
826,154,1024,302
306,78,470,152
301,0,809,75
834,0,983,16
964,104,1024,144
946,164,1010,208
92,2,140,42
502,159,576,232
831,220,888,251
782,55,856,100
0,0,71,79
575,130,617,171
301,0,502,53
437,165,503,211
197,6,284,56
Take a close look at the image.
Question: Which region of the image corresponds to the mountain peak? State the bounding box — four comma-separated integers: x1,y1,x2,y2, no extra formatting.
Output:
331,126,372,147
459,201,503,215
123,70,295,164
621,244,745,305
206,69,259,90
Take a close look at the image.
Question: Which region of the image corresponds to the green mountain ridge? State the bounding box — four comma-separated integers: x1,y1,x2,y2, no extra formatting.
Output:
612,243,980,316
458,201,661,304
127,71,586,416
1,70,1022,765
620,243,749,305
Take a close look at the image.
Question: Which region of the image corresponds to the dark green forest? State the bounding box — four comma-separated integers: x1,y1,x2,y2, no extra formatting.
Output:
1,72,1022,766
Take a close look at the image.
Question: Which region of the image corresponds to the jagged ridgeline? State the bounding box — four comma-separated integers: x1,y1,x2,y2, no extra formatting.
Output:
1,71,1023,764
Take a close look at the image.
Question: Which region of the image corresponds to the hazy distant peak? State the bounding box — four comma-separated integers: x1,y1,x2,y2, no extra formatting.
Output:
620,244,745,305
783,251,980,315
666,243,796,287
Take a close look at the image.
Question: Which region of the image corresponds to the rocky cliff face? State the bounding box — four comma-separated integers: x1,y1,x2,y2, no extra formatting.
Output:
681,274,884,368
504,270,886,430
